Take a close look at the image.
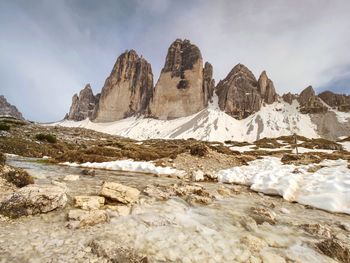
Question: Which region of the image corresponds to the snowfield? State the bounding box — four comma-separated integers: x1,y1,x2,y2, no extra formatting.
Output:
63,159,186,176
56,99,320,142
217,157,350,215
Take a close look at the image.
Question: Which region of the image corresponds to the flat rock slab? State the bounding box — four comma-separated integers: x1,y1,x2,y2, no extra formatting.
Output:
0,184,67,218
74,196,105,210
100,182,140,204
67,209,109,229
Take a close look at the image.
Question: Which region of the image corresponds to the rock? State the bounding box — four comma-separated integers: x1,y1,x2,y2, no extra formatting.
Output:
298,86,328,114
143,182,214,205
282,92,297,104
249,207,276,225
63,174,79,181
217,186,231,196
316,238,350,263
203,62,215,104
299,223,332,238
0,165,34,187
67,209,109,228
260,251,286,263
318,91,350,112
149,39,214,119
81,169,96,176
257,71,278,104
189,143,208,157
240,235,268,251
191,170,204,182
94,50,153,122
0,184,67,218
0,95,24,120
105,205,131,216
100,182,140,204
74,196,105,210
216,64,278,119
239,215,258,232
89,239,148,263
66,84,98,121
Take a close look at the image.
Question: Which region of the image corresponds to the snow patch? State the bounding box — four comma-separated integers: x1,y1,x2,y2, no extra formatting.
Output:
217,157,350,214
62,159,185,176
55,101,319,142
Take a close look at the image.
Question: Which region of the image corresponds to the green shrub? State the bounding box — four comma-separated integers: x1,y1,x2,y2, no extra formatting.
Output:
35,133,57,143
0,123,10,131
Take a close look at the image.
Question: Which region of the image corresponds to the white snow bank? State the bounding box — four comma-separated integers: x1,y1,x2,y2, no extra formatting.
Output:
53,100,319,142
340,141,350,152
217,157,350,214
63,159,185,176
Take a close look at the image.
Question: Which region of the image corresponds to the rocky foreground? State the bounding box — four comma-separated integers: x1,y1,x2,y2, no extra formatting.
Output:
0,118,350,262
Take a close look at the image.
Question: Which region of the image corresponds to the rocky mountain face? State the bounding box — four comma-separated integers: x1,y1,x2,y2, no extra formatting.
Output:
282,92,298,104
93,50,153,122
66,84,98,121
298,86,328,114
149,39,214,119
318,91,350,112
0,95,24,120
215,64,278,119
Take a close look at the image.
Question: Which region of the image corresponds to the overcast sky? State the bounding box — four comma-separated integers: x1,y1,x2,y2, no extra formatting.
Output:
0,0,350,122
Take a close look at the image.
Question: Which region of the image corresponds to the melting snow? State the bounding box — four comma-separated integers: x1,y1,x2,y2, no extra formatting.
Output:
63,159,185,176
56,100,319,142
217,157,350,214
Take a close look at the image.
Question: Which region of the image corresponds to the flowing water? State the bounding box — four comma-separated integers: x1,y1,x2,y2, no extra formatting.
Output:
1,156,349,263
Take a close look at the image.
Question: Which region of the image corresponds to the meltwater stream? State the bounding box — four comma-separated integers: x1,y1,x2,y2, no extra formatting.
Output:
1,156,349,262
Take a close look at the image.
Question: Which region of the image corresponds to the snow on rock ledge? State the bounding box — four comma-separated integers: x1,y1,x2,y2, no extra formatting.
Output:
62,159,186,176
217,157,350,215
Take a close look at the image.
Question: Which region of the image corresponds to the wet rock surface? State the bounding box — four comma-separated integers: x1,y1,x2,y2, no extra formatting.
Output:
0,156,349,262
100,181,140,204
0,184,67,218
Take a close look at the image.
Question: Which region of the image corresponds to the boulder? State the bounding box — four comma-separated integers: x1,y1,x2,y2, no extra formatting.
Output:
0,165,34,187
67,209,109,228
316,238,350,263
89,239,148,262
100,182,140,204
249,206,276,225
0,95,24,120
66,84,98,121
94,50,153,122
105,205,131,216
0,184,67,218
74,196,105,210
149,39,214,119
191,170,204,182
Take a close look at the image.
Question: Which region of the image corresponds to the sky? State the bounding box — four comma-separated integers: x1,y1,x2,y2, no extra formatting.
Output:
0,0,350,122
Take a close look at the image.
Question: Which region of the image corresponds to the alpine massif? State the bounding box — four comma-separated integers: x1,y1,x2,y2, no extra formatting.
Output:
59,39,349,142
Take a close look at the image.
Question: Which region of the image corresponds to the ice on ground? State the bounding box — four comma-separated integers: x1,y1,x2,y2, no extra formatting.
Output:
217,157,350,214
63,159,185,176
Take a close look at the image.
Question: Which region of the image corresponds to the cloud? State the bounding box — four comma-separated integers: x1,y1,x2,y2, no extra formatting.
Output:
0,0,349,121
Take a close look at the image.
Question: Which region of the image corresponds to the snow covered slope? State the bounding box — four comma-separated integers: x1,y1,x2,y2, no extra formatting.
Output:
56,98,320,142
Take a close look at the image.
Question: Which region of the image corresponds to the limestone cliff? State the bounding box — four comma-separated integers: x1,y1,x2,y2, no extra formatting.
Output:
94,50,153,122
149,39,214,119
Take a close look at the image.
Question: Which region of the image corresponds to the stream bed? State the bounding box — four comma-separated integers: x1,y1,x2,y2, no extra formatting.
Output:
0,156,349,263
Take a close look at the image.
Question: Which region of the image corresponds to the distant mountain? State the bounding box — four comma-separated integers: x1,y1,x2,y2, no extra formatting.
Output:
62,39,350,141
0,95,24,120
